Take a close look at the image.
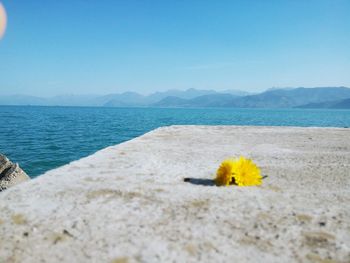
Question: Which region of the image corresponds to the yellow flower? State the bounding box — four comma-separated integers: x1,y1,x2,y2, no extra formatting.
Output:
215,159,236,186
215,156,262,186
231,156,262,186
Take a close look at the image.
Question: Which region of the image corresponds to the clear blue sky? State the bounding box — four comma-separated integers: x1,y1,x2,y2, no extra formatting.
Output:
0,0,349,96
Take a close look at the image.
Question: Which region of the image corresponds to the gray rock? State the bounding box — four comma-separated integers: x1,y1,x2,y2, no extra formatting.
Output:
0,154,11,174
0,154,30,191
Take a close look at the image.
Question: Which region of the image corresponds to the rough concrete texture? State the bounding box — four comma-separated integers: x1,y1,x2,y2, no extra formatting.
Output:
0,126,350,263
0,154,30,191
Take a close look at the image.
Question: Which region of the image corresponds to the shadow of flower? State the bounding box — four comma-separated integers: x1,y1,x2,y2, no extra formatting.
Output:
183,178,216,186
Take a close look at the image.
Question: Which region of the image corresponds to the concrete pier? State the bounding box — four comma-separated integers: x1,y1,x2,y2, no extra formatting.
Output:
0,126,349,262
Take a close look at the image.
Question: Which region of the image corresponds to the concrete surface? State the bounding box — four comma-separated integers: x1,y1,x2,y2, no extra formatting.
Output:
0,126,349,263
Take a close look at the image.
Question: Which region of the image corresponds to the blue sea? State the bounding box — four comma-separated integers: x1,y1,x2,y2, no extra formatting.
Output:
1,105,349,177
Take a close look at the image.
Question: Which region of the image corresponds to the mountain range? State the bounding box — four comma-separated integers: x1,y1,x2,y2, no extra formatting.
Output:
1,87,350,109
0,88,249,107
297,98,350,109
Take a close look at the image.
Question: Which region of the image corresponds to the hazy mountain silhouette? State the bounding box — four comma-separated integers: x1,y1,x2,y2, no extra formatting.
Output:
298,98,350,109
224,87,350,108
153,93,238,107
0,95,47,106
152,87,350,108
101,92,147,107
220,89,251,96
1,87,349,109
0,88,246,107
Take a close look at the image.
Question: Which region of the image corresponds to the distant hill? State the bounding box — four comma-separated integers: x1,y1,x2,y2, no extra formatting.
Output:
333,98,350,109
102,92,147,107
102,89,237,106
225,87,350,108
49,95,99,106
220,89,252,96
0,95,47,106
152,96,189,107
146,88,217,104
298,98,350,109
153,93,238,107
188,94,238,107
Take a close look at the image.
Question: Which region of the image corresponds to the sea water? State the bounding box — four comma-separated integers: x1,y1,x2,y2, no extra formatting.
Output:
1,105,349,177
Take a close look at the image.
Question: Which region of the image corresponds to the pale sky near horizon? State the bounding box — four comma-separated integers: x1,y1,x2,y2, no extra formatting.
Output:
0,0,349,96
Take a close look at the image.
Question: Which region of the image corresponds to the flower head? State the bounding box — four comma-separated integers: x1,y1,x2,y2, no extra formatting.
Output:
215,159,235,186
231,156,262,186
215,156,262,187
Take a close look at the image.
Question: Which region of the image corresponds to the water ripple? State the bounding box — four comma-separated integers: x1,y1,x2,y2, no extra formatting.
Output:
1,105,349,177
